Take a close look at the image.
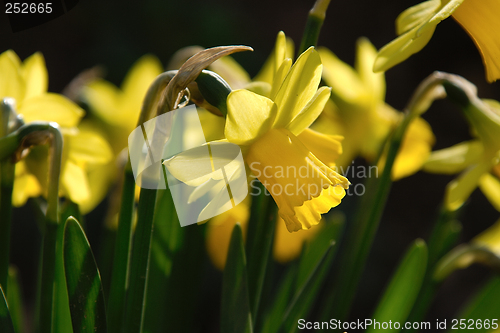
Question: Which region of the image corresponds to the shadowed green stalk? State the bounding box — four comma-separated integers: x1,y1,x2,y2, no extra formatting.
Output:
34,124,67,333
245,181,277,327
298,0,331,55
0,100,15,294
402,207,461,332
107,71,176,332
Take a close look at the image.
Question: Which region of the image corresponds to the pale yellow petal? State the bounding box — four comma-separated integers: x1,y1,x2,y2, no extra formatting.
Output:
319,47,365,105
67,129,113,164
478,173,500,212
424,140,484,174
269,58,292,100
206,203,249,270
121,55,163,112
446,160,492,211
225,89,276,145
21,52,47,99
19,93,84,127
0,50,25,102
273,217,320,263
392,116,435,180
452,0,500,82
355,38,385,104
374,22,437,73
78,162,115,214
82,80,123,127
12,161,42,207
473,218,500,256
253,31,288,84
62,160,91,204
273,47,322,128
287,87,331,136
396,0,440,35
298,128,343,168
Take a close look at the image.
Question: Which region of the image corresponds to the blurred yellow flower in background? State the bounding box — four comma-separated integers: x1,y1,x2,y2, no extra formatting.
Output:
314,38,435,180
0,50,112,213
374,0,500,82
424,94,500,211
206,199,321,270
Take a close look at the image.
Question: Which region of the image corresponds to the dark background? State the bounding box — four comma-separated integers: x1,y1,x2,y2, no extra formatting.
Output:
1,0,499,330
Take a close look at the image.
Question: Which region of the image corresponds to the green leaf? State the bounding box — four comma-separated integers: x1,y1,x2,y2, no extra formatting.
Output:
107,168,136,332
261,265,297,333
122,188,157,333
0,285,14,333
63,217,107,333
221,223,253,333
367,239,428,333
143,188,205,333
281,239,336,333
245,182,277,325
7,267,24,333
447,276,500,333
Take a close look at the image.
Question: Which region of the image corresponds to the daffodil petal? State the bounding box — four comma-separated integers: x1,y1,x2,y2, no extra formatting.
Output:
121,55,163,113
374,22,437,73
355,38,385,104
206,202,249,270
21,52,47,99
446,160,492,211
254,31,294,84
67,129,113,164
319,47,365,105
164,141,242,186
298,128,343,168
225,89,276,145
473,218,500,255
423,140,483,174
478,173,500,212
269,58,292,100
82,80,122,126
19,93,84,127
12,161,42,207
452,0,500,82
62,160,91,204
392,116,435,180
273,47,322,128
287,86,331,136
273,216,320,263
0,50,25,102
396,0,440,35
78,162,115,214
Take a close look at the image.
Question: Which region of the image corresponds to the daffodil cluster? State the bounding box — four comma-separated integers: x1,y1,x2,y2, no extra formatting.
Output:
0,50,112,213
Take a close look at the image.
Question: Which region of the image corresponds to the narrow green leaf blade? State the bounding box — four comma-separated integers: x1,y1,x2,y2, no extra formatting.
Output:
0,285,14,333
221,223,253,333
447,276,500,333
282,240,336,333
7,267,24,333
63,217,107,333
367,239,428,333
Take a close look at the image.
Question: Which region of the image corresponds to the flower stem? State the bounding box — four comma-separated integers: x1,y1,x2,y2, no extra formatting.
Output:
320,72,448,321
106,165,136,332
0,100,15,294
298,0,331,55
245,180,277,327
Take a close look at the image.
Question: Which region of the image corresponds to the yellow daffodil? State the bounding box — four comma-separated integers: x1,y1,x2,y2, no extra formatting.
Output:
424,94,500,211
0,50,112,212
206,199,321,270
374,0,500,82
315,38,435,180
165,35,349,232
